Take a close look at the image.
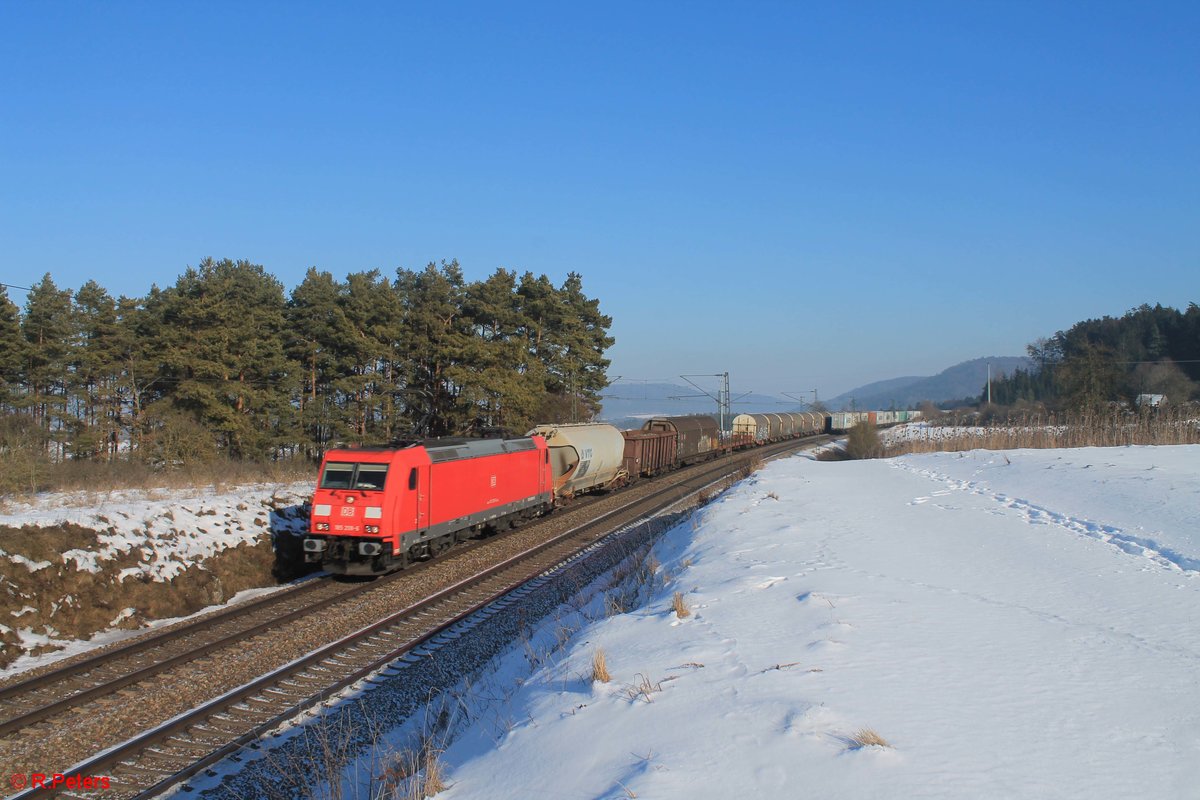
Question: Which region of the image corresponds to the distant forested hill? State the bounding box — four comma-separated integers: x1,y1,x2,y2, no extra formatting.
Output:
823,357,1032,410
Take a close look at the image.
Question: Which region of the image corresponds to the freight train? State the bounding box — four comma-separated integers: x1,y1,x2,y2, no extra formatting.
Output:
304,409,919,574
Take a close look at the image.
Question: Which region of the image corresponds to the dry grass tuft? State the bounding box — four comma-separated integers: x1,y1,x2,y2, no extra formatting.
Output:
591,648,611,683
847,727,891,749
671,591,691,618
637,553,660,586
421,749,446,796
627,673,662,703
604,592,627,617
379,746,447,798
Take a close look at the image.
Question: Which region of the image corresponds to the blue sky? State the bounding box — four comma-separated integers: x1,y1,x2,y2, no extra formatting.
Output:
2,2,1197,398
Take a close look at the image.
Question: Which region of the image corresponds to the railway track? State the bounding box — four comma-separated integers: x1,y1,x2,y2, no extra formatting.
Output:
6,437,821,799
0,514,581,743
0,575,343,738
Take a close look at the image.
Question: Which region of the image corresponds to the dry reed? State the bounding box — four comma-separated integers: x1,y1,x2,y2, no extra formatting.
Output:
885,408,1198,458
591,648,611,683
847,727,891,749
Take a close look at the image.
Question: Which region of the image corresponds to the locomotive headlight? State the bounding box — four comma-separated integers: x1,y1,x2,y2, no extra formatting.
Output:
314,504,332,516
364,507,383,519
315,522,330,531
365,525,380,533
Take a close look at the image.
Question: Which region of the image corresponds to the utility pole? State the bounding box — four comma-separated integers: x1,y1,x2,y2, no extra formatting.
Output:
722,371,730,430
677,372,733,431
987,362,992,405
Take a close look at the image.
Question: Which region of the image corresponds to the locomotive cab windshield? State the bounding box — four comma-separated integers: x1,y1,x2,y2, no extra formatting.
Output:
319,462,388,491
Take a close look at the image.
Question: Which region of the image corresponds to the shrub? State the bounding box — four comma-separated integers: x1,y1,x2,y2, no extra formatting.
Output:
845,421,882,459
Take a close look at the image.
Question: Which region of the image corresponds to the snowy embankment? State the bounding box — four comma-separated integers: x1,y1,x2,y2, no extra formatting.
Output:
0,483,311,580
437,445,1200,800
0,483,311,671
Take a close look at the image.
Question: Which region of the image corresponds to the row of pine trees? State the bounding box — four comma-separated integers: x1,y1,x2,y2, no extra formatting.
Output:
0,259,614,465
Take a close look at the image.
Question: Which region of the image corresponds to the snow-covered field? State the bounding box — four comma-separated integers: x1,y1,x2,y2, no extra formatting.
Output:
433,445,1200,799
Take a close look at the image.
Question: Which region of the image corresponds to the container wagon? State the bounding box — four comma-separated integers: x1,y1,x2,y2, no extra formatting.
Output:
732,413,771,444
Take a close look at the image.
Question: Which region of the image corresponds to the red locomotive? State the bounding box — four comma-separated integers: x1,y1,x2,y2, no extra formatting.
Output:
304,436,553,575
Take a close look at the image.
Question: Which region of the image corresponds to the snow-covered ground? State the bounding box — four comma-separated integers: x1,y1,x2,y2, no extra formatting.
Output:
432,445,1200,799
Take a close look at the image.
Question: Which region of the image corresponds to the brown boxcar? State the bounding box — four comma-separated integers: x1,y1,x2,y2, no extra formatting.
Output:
642,415,720,463
622,429,678,479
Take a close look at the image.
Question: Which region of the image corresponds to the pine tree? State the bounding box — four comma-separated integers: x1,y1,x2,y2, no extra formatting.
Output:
457,269,540,433
0,288,25,413
286,268,352,455
21,274,75,458
396,262,471,436
514,271,614,423
71,281,123,459
553,271,615,420
115,289,172,457
337,269,404,442
157,259,296,459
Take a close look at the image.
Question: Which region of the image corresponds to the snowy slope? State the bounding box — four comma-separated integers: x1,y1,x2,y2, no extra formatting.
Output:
0,482,311,581
436,446,1200,799
0,482,311,673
